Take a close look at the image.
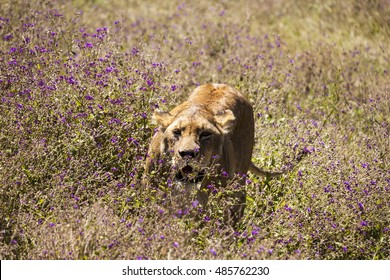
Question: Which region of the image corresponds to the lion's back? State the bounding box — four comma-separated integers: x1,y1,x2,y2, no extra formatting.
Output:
188,83,255,173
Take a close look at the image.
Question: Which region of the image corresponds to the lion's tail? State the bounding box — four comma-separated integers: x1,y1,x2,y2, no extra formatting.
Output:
249,148,311,178
249,162,285,178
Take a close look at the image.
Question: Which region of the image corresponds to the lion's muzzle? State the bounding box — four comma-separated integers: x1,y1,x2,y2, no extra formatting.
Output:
178,148,199,159
175,164,205,184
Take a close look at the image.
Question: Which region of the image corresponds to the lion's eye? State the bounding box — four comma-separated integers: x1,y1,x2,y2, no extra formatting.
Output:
200,131,212,140
173,129,181,137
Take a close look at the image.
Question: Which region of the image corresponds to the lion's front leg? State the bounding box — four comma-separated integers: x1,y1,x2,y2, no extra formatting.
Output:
225,189,246,228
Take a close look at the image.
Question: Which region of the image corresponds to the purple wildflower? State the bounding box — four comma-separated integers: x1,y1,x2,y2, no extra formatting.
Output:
210,248,217,256
251,227,260,236
131,47,139,55
192,200,199,208
344,181,352,191
105,66,114,73
3,33,13,41
360,221,368,227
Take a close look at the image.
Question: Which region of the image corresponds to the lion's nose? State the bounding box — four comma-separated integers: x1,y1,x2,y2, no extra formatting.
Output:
179,149,199,159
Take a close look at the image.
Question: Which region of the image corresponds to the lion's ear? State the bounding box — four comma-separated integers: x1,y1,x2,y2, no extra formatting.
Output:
153,109,173,128
215,110,236,133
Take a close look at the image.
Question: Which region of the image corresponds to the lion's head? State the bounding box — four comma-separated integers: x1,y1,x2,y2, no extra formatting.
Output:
153,104,235,182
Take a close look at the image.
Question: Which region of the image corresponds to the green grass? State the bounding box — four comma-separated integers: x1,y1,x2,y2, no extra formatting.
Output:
0,0,389,259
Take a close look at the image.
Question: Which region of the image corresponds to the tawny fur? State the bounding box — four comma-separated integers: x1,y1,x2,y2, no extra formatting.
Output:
144,83,282,224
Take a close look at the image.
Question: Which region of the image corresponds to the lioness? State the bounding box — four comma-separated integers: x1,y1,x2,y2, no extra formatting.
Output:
145,83,282,224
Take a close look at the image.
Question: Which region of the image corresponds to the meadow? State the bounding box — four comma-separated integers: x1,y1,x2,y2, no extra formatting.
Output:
0,0,389,259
